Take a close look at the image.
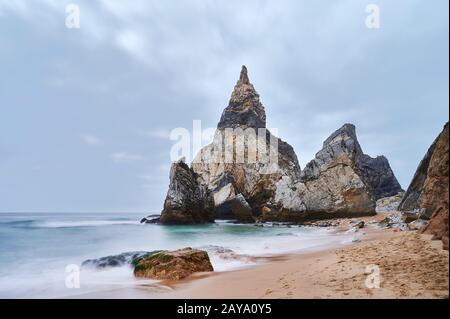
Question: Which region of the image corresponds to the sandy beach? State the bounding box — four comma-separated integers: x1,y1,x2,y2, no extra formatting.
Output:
158,230,448,299
76,214,448,299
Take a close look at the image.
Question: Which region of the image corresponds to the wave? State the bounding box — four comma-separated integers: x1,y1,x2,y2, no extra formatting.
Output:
0,220,35,226
4,219,140,229
35,220,140,228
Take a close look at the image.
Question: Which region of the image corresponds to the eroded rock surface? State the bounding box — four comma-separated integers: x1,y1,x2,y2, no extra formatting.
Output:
376,192,405,213
160,158,214,224
297,124,402,218
398,125,448,214
133,247,214,280
158,66,403,223
415,123,449,250
192,66,301,221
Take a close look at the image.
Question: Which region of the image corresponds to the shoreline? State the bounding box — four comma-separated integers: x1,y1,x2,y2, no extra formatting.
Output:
161,229,448,299
72,216,449,299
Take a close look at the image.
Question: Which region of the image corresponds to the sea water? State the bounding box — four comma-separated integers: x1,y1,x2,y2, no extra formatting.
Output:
0,213,351,298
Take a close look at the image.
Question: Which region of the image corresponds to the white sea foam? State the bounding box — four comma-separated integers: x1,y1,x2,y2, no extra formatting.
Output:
33,220,140,228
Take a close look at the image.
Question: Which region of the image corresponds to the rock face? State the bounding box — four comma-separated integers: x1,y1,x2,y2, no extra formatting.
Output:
296,124,403,218
133,247,214,280
160,158,214,224
192,65,301,221
217,66,266,130
399,123,449,217
402,122,449,250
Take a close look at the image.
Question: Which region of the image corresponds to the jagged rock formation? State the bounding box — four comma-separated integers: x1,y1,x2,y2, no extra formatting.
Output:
302,124,403,198
400,123,448,250
160,158,214,224
217,66,266,130
295,124,403,218
159,66,403,223
192,65,301,221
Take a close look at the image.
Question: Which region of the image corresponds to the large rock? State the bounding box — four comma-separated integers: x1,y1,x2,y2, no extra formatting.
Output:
297,124,403,218
160,158,214,224
192,66,301,220
133,247,214,280
410,122,449,250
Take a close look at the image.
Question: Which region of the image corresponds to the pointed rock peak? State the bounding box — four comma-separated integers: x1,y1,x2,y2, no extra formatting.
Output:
323,123,359,147
337,123,357,138
238,65,250,85
217,65,266,129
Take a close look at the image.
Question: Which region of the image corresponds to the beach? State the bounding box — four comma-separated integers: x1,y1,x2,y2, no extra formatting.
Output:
73,214,449,299
0,213,447,299
160,230,448,299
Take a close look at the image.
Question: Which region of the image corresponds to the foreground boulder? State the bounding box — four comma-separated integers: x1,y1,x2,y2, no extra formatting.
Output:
160,158,214,224
133,247,214,280
402,122,449,250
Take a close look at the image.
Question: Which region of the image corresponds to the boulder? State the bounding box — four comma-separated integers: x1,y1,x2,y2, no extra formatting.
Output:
408,219,428,231
140,214,161,224
354,221,365,229
160,158,214,225
403,212,419,224
133,247,214,280
378,212,408,230
376,192,404,213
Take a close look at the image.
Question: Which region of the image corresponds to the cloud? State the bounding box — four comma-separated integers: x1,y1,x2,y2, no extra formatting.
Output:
115,29,147,61
80,134,102,145
0,0,447,212
141,128,171,139
111,152,145,163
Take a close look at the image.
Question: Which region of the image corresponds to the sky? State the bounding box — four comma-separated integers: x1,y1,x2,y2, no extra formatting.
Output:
0,0,448,213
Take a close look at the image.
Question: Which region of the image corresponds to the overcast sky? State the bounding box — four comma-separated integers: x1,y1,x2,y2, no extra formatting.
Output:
0,0,448,213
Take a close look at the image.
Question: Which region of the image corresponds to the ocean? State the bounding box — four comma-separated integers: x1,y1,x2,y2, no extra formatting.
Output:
0,213,352,298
